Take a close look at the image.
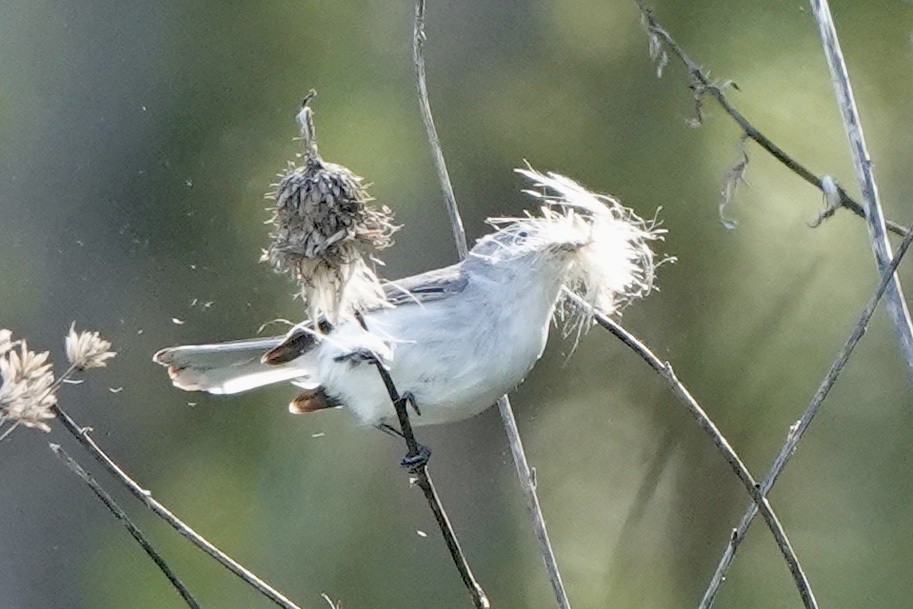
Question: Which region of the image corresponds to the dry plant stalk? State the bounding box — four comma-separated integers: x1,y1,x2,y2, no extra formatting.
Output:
806,0,913,377
633,0,909,237
265,91,397,324
700,225,913,608
1,325,305,609
411,2,572,607
262,88,488,604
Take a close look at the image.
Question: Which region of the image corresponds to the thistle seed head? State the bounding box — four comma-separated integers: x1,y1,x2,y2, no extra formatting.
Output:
263,91,397,324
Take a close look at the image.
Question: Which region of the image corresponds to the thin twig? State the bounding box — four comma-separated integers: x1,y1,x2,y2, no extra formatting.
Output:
49,403,306,609
565,290,819,609
807,0,913,378
699,225,913,609
412,2,572,608
633,0,909,238
50,443,200,609
0,420,21,442
357,312,489,609
414,0,467,259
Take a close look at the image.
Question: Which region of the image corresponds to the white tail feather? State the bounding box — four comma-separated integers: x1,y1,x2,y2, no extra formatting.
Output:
153,337,318,395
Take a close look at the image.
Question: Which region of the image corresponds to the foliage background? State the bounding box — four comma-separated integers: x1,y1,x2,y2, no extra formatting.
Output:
2,1,912,607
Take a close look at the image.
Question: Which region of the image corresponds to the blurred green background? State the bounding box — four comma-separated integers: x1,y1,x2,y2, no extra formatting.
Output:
2,0,912,607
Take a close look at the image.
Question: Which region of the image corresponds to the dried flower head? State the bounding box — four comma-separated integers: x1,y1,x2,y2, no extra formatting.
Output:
65,323,116,370
486,167,670,335
0,341,57,433
264,91,398,324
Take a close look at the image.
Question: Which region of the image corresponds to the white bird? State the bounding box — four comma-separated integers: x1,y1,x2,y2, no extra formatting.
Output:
154,169,665,429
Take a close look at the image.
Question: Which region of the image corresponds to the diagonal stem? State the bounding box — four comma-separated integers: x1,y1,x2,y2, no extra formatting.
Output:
356,313,489,609
412,2,571,608
807,0,913,379
50,443,200,609
565,290,819,609
50,403,307,609
633,0,909,238
699,226,913,609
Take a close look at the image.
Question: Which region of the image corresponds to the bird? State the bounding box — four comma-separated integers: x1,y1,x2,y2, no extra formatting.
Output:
154,169,663,431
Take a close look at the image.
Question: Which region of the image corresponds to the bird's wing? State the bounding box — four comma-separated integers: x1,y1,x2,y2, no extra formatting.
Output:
264,264,468,365
382,263,467,306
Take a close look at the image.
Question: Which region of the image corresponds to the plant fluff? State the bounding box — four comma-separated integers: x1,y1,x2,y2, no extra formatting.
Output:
495,167,668,329
264,92,397,324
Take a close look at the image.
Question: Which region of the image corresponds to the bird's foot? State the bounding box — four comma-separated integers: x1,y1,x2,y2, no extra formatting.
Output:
396,390,421,417
401,443,432,472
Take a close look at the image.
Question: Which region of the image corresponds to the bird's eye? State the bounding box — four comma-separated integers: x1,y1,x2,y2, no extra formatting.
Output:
516,230,528,239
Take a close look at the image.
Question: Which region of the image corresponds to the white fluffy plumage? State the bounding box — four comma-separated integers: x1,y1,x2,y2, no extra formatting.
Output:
156,166,669,426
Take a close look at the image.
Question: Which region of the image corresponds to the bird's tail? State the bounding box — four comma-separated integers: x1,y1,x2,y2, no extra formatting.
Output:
153,335,319,395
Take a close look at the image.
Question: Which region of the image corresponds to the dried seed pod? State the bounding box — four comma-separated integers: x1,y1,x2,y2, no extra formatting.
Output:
263,91,397,324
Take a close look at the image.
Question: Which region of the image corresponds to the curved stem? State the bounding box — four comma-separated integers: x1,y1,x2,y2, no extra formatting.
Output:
566,290,819,609
699,226,913,609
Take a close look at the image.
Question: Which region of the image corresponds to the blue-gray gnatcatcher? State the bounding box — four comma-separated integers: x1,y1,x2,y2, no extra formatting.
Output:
154,169,665,427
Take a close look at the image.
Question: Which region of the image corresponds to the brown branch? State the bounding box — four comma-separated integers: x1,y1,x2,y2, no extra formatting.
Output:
633,0,909,238
806,0,913,378
564,290,819,609
411,2,572,608
698,213,913,608
50,443,201,609
356,313,489,609
49,403,307,609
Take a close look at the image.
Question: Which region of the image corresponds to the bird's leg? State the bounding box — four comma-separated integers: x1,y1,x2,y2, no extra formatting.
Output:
375,424,432,470
351,311,431,471
401,443,432,471
332,347,377,365
393,391,430,469
376,423,404,439
398,390,421,417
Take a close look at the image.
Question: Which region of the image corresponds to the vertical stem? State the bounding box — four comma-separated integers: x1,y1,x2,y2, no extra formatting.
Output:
412,3,572,607
808,0,913,377
413,0,468,259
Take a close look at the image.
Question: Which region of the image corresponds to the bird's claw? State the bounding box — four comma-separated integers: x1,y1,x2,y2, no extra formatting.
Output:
396,390,421,416
401,443,432,472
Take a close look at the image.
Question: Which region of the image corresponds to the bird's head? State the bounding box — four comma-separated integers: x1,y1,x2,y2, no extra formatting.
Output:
467,167,670,323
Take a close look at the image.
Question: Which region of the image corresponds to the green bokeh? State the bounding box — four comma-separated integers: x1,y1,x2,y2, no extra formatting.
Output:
1,1,912,608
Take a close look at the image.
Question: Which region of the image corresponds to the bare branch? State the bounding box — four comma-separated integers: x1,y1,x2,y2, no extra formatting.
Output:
355,312,489,609
49,403,307,609
50,443,200,609
633,0,909,237
565,290,819,609
496,396,571,609
414,0,467,259
699,224,913,609
807,0,913,378
412,2,572,608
